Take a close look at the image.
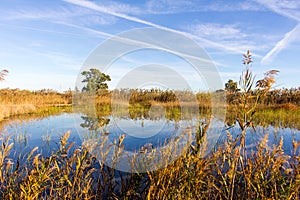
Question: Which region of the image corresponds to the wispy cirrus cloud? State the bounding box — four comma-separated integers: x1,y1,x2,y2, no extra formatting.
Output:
186,23,247,40
185,23,275,53
3,6,84,20
254,0,300,64
62,0,255,56
0,22,103,39
261,24,300,64
1,5,116,26
255,0,300,21
55,21,116,38
96,1,142,15
145,0,264,14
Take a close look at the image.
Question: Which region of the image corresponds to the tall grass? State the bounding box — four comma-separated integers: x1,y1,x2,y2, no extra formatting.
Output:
0,89,72,121
0,128,298,199
1,51,300,199
146,133,300,199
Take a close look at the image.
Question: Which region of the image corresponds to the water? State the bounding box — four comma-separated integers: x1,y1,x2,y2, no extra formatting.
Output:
1,113,82,159
1,112,300,162
217,124,300,155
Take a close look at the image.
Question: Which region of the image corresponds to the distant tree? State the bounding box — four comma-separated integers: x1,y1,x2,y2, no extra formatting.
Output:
81,68,111,94
216,89,225,93
0,69,8,81
225,79,238,92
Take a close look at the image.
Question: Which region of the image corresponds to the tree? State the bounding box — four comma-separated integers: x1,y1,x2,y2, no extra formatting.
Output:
81,68,111,94
225,79,238,92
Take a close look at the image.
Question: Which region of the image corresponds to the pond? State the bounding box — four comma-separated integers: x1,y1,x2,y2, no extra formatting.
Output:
1,109,300,166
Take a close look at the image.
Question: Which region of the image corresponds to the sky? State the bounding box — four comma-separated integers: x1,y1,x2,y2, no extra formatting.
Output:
0,0,300,92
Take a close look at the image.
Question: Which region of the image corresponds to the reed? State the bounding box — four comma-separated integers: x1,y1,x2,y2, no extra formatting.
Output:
0,51,299,199
0,89,72,121
0,128,298,199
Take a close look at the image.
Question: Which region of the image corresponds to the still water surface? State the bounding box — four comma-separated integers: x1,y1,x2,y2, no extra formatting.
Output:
1,112,300,160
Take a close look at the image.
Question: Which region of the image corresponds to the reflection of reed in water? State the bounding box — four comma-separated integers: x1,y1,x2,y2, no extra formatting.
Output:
139,143,153,154
13,130,29,146
41,130,52,144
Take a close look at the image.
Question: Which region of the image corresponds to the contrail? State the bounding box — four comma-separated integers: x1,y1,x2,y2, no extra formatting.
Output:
62,0,249,55
255,0,300,22
261,24,300,64
57,21,226,66
255,0,300,64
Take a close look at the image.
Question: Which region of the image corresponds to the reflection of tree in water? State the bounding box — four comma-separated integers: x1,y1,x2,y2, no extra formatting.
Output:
128,103,151,120
80,115,110,133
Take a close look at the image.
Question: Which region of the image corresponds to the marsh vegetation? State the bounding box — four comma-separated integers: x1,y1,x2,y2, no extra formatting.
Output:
0,51,300,199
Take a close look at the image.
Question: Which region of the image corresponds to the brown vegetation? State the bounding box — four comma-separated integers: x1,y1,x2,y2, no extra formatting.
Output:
0,51,300,199
0,89,72,121
0,129,299,199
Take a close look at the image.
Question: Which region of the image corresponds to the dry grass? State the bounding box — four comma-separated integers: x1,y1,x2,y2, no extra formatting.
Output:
0,128,298,199
1,51,299,199
0,89,72,121
146,133,300,200
0,104,36,121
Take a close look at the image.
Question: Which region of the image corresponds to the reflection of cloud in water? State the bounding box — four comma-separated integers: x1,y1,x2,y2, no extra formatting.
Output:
107,116,198,150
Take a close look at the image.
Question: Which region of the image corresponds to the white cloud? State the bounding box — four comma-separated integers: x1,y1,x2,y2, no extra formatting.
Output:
254,0,300,63
4,7,80,20
78,15,116,26
99,1,142,15
145,0,264,14
187,23,247,40
2,5,116,26
206,1,263,12
186,23,271,55
261,24,300,65
255,0,300,21
62,0,252,56
145,0,196,14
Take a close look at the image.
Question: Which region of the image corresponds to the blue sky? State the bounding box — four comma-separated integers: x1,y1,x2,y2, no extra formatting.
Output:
0,0,300,91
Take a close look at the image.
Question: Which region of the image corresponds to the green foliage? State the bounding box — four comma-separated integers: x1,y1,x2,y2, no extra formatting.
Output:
81,68,111,94
225,79,238,92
